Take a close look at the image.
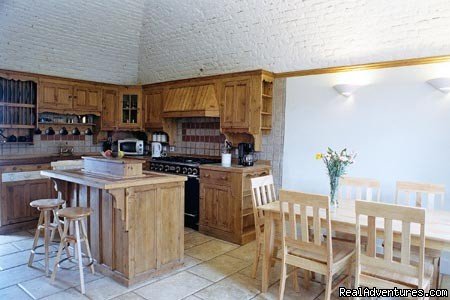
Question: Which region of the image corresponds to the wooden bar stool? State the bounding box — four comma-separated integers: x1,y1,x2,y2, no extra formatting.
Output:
51,207,94,295
28,198,65,276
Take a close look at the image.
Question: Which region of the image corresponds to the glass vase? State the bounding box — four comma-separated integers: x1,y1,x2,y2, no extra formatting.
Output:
329,176,340,208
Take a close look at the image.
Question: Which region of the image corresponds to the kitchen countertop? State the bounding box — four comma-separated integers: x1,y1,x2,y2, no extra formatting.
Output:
200,162,271,173
41,169,186,190
0,152,99,166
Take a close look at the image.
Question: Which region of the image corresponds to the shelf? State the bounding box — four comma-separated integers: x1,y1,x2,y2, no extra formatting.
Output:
261,127,272,130
0,141,34,145
0,102,36,108
261,111,272,116
0,124,35,129
38,122,96,127
262,94,272,98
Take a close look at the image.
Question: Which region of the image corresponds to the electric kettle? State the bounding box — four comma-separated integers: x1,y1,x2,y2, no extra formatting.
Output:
151,142,162,158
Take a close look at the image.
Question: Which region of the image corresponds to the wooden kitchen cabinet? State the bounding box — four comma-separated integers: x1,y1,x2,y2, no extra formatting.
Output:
39,79,73,111
221,77,251,129
143,88,164,129
39,79,102,114
118,86,142,130
101,88,119,130
199,164,271,245
0,163,56,231
73,84,102,112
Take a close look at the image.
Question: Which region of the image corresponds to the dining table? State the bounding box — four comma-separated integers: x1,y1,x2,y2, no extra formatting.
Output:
258,199,450,292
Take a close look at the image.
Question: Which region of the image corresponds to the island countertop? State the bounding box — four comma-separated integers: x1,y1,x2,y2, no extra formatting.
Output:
41,169,187,190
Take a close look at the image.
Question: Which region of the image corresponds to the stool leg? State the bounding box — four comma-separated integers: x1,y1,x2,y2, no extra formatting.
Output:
44,210,50,276
28,211,44,267
80,219,95,274
52,218,69,281
75,220,86,294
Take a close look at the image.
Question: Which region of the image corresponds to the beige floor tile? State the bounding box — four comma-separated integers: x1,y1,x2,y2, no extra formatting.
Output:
0,249,44,270
239,261,286,286
226,241,257,262
0,285,33,299
40,287,89,300
185,240,239,261
11,236,48,251
255,278,324,300
47,264,104,288
134,271,212,300
0,243,21,256
184,232,214,250
0,231,32,245
75,277,131,300
184,228,196,234
195,273,261,300
188,254,251,282
0,264,43,289
113,292,146,299
19,275,71,299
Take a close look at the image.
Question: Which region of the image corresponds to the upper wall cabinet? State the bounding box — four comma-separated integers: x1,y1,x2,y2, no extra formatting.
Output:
118,86,142,130
101,87,119,131
39,79,102,115
143,87,164,129
221,77,251,130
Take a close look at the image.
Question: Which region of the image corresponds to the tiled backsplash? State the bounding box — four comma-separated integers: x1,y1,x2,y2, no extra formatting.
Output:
0,134,102,156
173,117,225,157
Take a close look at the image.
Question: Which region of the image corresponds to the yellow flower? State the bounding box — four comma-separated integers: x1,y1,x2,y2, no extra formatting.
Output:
315,153,323,160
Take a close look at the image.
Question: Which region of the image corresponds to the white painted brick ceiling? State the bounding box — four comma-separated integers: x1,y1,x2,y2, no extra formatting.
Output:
1,0,450,84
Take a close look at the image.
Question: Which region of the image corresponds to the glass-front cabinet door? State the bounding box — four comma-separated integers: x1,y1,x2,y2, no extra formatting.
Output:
118,86,142,129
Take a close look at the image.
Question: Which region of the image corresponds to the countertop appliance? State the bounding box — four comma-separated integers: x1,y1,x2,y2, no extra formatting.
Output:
149,156,220,230
238,143,255,166
118,139,144,156
151,142,163,158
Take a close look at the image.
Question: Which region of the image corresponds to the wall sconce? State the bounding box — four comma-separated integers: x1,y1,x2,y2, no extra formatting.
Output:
333,84,360,97
427,78,450,93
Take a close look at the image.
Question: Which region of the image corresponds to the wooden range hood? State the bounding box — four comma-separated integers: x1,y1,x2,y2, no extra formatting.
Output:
162,83,220,118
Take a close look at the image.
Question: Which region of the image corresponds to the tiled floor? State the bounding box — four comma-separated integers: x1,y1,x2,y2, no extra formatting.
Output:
0,228,449,299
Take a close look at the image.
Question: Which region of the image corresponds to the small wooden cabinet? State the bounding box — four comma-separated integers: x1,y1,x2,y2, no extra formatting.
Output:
118,86,142,130
199,164,271,245
101,88,119,131
0,163,55,230
39,79,103,114
143,88,164,129
221,77,251,129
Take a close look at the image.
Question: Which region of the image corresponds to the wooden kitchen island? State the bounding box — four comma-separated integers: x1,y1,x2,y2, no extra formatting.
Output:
41,158,186,287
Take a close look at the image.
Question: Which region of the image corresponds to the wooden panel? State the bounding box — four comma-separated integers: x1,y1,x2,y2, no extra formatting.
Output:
143,88,164,129
157,184,183,265
89,188,101,261
101,191,114,267
101,88,118,130
200,169,231,185
221,82,235,128
216,185,233,233
73,85,102,112
234,80,250,128
134,187,157,274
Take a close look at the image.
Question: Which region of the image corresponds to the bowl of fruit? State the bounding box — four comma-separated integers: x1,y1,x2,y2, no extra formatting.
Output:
101,150,125,159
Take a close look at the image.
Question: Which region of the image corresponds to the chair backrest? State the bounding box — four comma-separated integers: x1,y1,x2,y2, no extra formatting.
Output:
395,181,445,209
355,200,426,288
339,176,381,202
279,190,333,268
251,175,277,236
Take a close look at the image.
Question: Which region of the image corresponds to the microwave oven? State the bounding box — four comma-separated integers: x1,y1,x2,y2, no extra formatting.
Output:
118,139,144,156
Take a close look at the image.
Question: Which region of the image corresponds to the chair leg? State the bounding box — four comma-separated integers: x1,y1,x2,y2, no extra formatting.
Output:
44,210,50,276
271,246,278,267
324,274,333,300
433,257,440,289
75,220,86,294
51,219,69,281
28,211,44,267
303,270,311,288
251,241,261,278
80,219,95,274
292,268,300,292
279,260,287,300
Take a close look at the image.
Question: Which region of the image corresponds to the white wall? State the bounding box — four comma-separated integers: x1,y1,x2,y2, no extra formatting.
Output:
283,62,450,210
0,0,144,84
138,0,450,83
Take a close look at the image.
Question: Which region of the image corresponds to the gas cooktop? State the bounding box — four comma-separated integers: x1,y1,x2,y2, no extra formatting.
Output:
150,156,220,165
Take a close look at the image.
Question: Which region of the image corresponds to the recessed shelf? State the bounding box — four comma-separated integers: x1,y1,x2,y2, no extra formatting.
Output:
38,122,96,126
262,94,272,98
0,124,35,129
0,102,36,108
261,111,272,115
261,127,272,130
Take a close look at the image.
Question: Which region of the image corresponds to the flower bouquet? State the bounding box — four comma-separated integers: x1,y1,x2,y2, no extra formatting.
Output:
316,148,356,207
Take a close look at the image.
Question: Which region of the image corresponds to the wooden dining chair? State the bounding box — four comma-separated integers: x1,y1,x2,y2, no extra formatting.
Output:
250,175,298,285
339,176,381,203
278,190,354,300
395,181,445,288
355,200,434,298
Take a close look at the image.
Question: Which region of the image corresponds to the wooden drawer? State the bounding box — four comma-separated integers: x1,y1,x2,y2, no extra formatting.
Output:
200,169,231,185
242,169,270,191
1,163,52,173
